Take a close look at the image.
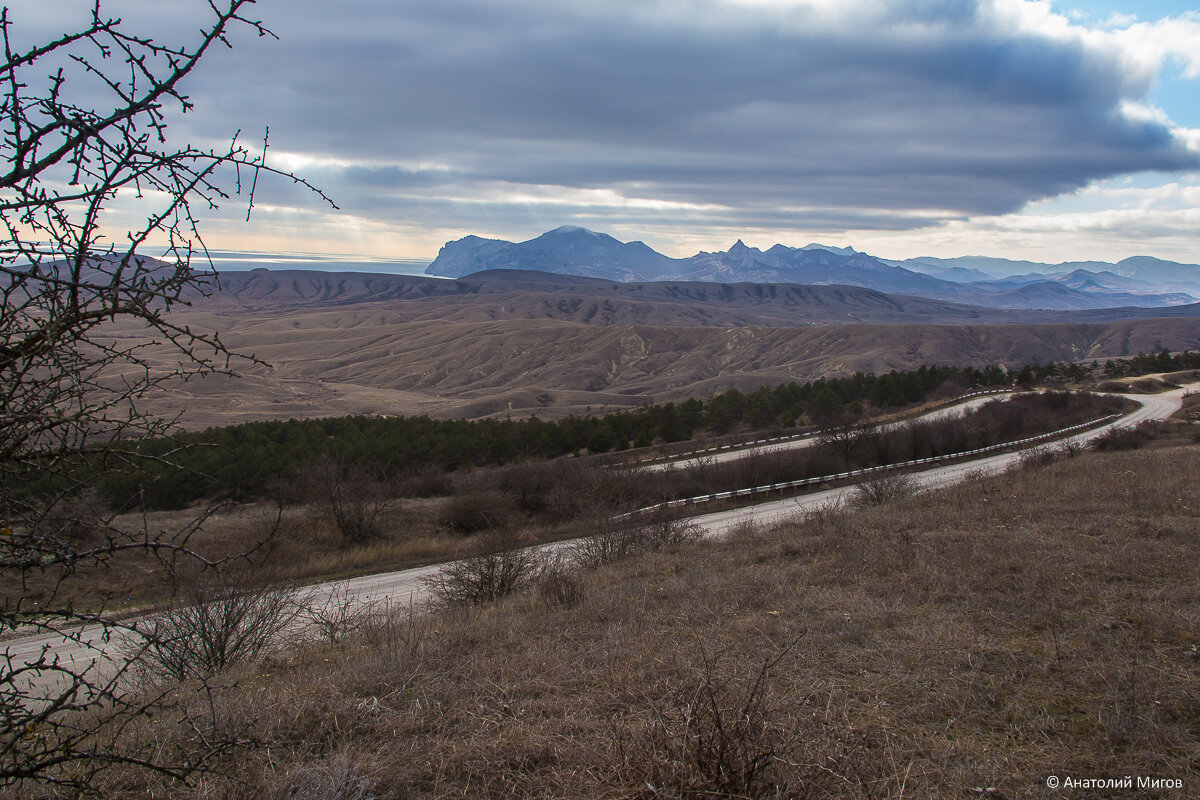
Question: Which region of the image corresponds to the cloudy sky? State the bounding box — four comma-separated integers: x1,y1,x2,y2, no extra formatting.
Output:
33,0,1200,264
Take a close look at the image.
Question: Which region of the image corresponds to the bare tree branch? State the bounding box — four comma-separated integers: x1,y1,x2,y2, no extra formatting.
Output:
0,0,332,789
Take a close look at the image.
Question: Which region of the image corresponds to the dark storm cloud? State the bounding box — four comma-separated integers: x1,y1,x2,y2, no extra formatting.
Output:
26,0,1200,236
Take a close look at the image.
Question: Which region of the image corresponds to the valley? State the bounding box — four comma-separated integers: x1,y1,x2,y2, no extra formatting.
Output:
6,380,1198,800
8,3,1200,796
122,268,1200,426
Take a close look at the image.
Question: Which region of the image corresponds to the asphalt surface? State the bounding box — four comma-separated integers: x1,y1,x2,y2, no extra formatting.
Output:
692,387,1188,535
639,392,1014,472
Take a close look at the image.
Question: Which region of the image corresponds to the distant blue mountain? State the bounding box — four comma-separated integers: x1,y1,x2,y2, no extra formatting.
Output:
679,240,962,296
428,227,959,294
427,226,681,281
902,255,1200,294
425,227,1199,310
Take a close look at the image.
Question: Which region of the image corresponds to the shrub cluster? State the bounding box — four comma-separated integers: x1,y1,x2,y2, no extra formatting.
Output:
626,391,1124,506
1102,349,1200,377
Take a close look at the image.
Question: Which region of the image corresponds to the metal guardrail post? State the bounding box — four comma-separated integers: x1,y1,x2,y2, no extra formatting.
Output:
621,411,1119,518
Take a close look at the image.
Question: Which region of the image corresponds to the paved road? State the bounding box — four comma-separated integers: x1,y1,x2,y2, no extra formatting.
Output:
8,386,1191,700
640,392,1014,472
693,387,1189,535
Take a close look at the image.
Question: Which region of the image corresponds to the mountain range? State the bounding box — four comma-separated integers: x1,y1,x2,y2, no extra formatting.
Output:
426,226,1200,311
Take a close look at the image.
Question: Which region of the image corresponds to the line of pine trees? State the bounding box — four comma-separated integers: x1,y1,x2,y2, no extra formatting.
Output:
24,352,1194,510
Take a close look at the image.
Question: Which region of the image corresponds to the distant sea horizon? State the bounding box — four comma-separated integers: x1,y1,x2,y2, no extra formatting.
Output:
204,250,438,277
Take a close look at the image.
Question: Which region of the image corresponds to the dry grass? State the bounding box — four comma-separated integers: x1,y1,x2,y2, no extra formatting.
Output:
117,297,1200,427
1,495,604,615
28,440,1192,799
0,500,450,615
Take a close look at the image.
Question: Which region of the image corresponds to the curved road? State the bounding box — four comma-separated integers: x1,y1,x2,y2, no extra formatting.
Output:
7,386,1192,699
692,387,1188,535
640,392,1014,472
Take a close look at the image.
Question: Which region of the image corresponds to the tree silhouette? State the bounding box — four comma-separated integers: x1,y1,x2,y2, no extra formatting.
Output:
0,1,330,790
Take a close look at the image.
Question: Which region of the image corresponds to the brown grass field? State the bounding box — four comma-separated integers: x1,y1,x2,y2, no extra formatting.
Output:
45,432,1198,799
105,299,1200,426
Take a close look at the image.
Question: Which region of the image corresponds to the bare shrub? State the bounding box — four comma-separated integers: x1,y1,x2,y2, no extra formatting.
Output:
0,0,324,786
852,472,918,507
1057,438,1086,458
956,466,989,485
302,456,393,544
301,582,380,646
268,755,379,800
723,517,765,540
639,510,704,550
576,510,702,569
21,493,110,551
394,465,454,498
423,532,544,607
820,422,879,469
128,572,303,683
646,644,801,798
1092,423,1155,452
352,604,428,701
574,515,644,569
801,500,851,537
497,459,599,522
437,490,515,535
1014,444,1058,470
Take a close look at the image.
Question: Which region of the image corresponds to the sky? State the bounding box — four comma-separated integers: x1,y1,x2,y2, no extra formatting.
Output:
24,0,1200,265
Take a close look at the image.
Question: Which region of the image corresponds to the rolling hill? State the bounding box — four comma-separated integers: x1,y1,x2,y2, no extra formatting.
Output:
126,268,1200,426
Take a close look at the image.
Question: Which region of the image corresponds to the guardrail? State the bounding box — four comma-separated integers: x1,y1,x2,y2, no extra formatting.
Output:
626,388,1013,468
617,412,1120,520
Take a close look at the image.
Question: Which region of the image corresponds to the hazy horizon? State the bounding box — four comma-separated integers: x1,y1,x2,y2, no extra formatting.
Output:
27,1,1200,266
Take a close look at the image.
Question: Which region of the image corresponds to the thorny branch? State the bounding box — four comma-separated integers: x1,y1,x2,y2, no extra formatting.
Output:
0,0,332,790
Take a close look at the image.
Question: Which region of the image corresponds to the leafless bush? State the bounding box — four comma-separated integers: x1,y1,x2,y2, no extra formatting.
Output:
437,490,516,535
1057,438,1086,458
423,532,544,607
1014,444,1058,470
1091,422,1155,452
574,515,644,569
394,465,454,498
301,582,380,646
639,510,705,550
496,459,601,522
722,517,765,540
128,572,303,683
21,493,109,550
820,422,879,469
350,603,428,703
646,643,801,798
302,456,393,544
800,499,851,536
852,471,918,507
957,467,989,485
267,755,379,800
576,510,702,569
0,0,334,786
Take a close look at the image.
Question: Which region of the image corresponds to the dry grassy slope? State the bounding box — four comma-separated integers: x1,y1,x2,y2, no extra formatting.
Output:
126,301,1200,425
82,444,1200,799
